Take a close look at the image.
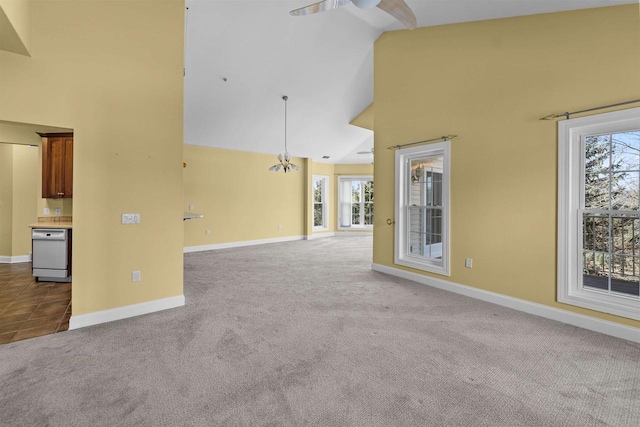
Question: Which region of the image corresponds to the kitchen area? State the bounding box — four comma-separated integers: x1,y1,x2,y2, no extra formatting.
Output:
0,121,74,344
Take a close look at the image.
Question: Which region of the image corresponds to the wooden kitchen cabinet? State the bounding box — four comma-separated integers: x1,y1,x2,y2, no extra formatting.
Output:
38,132,73,199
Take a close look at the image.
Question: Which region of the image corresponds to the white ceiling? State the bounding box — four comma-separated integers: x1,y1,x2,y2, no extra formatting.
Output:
184,0,635,164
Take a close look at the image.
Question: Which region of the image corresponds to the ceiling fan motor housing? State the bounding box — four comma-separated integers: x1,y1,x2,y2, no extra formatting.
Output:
352,0,381,9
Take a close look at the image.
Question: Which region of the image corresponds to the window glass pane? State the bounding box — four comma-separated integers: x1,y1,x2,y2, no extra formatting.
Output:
611,255,639,296
314,204,323,227
409,179,422,206
585,173,610,209
313,180,323,203
583,252,610,291
352,202,360,225
612,216,638,254
611,172,639,210
432,173,442,206
364,181,374,202
409,232,425,256
585,135,610,174
611,131,640,172
364,203,373,225
407,207,442,261
408,206,423,233
583,214,609,252
410,156,443,207
352,182,361,203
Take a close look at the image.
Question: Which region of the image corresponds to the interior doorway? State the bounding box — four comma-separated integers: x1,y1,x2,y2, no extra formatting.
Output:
0,120,73,344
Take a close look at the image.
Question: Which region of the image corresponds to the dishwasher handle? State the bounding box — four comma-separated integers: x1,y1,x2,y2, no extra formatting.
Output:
32,229,67,240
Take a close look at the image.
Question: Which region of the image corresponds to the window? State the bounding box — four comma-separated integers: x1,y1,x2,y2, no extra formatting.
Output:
395,141,450,275
338,176,373,229
313,175,328,230
558,108,640,320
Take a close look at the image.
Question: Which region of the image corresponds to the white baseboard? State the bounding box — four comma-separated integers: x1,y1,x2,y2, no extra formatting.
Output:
305,232,335,240
371,263,640,344
184,235,305,253
0,255,31,264
69,295,185,330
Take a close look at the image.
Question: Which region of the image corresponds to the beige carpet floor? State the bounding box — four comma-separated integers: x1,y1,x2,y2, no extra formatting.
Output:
0,236,638,426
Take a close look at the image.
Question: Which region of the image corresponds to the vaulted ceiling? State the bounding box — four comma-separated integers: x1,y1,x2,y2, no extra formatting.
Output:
184,0,634,164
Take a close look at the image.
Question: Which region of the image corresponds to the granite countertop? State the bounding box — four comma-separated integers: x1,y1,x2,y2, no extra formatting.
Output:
29,216,73,229
29,222,73,229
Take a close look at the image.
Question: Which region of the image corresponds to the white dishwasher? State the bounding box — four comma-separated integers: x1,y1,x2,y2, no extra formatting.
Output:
32,228,71,282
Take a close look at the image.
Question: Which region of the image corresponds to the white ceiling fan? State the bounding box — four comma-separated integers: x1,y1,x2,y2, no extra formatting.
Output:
290,0,417,30
357,147,374,164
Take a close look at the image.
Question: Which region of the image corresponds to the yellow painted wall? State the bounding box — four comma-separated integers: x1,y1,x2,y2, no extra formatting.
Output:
183,144,306,246
334,164,374,176
373,5,640,327
0,0,185,315
11,144,37,255
182,149,374,244
0,144,13,256
350,103,374,131
0,122,75,218
0,0,30,56
0,142,35,258
0,121,58,145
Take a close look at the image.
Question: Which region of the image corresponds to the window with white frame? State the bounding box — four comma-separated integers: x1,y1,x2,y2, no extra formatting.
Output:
313,175,328,230
558,107,640,320
395,141,450,276
338,176,373,229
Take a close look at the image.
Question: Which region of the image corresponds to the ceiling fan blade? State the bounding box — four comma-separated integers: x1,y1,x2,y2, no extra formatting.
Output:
291,163,301,171
290,0,352,16
376,0,416,29
269,164,282,172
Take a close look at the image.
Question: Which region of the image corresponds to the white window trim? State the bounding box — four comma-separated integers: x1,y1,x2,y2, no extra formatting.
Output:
558,107,640,320
337,175,374,230
312,175,329,231
394,141,451,276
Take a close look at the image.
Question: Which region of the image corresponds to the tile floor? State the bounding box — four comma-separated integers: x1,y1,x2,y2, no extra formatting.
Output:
0,262,71,344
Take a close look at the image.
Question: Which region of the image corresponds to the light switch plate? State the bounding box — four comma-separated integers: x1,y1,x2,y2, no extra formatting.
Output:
122,213,141,224
44,208,50,215
55,208,61,215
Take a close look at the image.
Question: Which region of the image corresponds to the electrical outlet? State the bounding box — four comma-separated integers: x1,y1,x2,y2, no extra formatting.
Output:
132,271,141,282
278,224,282,230
44,208,50,215
465,258,473,268
206,229,211,235
189,204,194,211
55,208,61,215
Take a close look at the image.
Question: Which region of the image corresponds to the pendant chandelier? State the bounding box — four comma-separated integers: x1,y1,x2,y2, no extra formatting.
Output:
269,95,300,173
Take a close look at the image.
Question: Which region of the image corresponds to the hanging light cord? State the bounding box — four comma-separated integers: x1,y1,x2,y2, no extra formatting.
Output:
269,95,300,173
283,95,288,153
